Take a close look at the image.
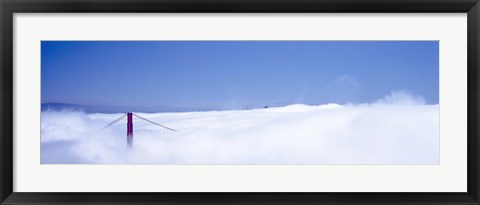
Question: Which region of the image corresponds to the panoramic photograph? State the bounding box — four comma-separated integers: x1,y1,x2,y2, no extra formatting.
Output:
41,41,439,164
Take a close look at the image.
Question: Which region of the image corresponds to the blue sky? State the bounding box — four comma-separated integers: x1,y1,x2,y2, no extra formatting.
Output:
41,41,438,111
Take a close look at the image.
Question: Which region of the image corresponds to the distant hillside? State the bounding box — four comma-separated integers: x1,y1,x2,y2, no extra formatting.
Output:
42,103,131,113
41,103,219,113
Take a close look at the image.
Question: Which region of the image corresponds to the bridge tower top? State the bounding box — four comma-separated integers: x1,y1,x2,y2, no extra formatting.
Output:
101,112,177,147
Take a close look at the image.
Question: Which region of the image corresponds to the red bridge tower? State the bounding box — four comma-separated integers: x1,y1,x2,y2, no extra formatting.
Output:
127,112,133,147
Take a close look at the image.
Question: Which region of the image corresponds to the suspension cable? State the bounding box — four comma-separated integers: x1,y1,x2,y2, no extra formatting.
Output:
132,113,178,132
99,113,127,130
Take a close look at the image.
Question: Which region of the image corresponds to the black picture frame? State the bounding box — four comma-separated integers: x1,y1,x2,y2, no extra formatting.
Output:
1,0,479,204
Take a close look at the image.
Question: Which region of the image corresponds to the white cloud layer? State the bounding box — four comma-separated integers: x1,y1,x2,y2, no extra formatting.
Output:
41,91,439,164
375,90,426,105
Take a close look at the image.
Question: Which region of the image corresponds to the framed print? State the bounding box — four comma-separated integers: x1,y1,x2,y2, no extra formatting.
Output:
1,0,479,204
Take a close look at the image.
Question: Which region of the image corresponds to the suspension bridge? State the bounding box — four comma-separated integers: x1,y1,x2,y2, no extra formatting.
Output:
101,112,177,147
